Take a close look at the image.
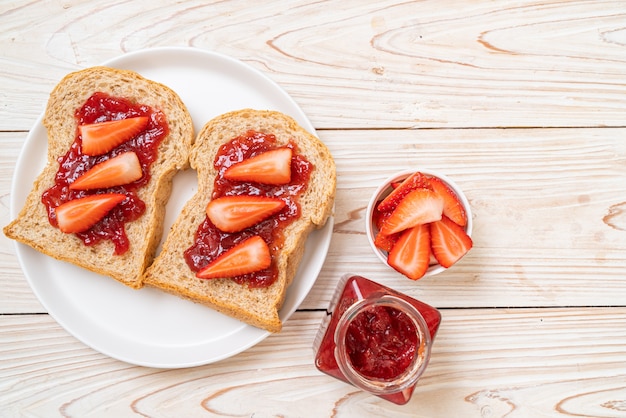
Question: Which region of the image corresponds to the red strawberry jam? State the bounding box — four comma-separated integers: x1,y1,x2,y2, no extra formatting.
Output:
314,275,441,405
345,304,419,380
184,130,313,288
41,92,169,255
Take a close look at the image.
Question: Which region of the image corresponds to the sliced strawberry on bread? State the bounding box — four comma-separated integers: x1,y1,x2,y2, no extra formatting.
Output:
223,147,292,185
196,235,271,279
430,215,473,268
377,171,431,212
206,195,286,233
69,151,143,190
428,176,467,227
387,223,431,280
379,188,443,235
55,193,127,234
80,116,149,156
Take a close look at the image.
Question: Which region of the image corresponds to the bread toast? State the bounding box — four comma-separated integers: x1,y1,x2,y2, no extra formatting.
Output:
142,109,336,332
3,66,194,288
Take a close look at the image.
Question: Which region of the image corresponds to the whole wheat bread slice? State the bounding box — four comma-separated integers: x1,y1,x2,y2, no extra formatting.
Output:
142,109,336,332
3,66,194,289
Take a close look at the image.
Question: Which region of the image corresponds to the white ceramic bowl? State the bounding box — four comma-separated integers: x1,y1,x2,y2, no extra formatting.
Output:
365,169,473,278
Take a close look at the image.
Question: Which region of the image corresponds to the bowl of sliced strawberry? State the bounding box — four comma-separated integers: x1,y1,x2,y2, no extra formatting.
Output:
366,169,473,280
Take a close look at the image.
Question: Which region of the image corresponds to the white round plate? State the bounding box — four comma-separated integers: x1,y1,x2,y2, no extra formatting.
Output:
10,47,333,368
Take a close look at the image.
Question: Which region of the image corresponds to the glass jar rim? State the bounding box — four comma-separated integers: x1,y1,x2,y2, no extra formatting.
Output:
333,295,432,395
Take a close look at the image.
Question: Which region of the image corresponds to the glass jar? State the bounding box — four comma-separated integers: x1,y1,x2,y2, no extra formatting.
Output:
313,274,441,405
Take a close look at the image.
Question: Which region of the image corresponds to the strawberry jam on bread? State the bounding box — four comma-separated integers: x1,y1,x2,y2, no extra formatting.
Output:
143,109,336,333
185,130,315,288
3,67,194,288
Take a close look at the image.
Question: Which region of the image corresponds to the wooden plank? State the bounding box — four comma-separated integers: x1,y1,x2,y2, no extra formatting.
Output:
1,309,625,417
3,127,626,313
2,1,626,130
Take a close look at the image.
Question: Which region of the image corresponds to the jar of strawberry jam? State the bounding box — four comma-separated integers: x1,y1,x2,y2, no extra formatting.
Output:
313,274,441,405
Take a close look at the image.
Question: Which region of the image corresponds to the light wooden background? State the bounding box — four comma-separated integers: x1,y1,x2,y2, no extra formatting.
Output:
2,1,626,417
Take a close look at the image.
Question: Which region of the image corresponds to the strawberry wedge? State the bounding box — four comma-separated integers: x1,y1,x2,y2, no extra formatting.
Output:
80,116,149,156
430,215,473,268
206,195,286,233
55,193,126,233
388,223,431,280
224,147,292,185
69,151,143,190
428,176,467,227
196,235,271,279
377,171,431,212
379,189,443,236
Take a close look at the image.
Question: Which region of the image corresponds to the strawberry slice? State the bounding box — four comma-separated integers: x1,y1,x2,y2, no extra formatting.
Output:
430,215,473,268
372,202,390,231
196,235,271,279
223,147,292,185
387,223,431,280
69,151,143,190
374,230,399,253
80,116,149,156
428,176,467,227
379,189,443,235
372,205,399,251
55,193,126,233
377,171,431,212
206,195,286,233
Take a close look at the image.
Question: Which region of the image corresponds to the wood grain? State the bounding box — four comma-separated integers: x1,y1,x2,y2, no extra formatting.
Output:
2,1,626,416
1,1,626,130
1,310,625,417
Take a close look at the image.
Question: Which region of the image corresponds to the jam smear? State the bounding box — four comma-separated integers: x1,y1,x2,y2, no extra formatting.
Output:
41,92,169,255
184,130,313,288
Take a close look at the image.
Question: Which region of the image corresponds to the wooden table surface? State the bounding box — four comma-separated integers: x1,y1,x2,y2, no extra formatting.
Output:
2,1,626,417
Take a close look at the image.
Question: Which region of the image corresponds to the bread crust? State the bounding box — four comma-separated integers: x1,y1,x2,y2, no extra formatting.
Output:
142,109,336,332
3,66,194,289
